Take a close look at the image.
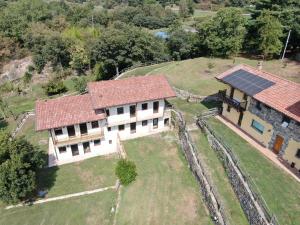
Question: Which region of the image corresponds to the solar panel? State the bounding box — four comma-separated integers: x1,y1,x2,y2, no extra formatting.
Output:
222,69,275,96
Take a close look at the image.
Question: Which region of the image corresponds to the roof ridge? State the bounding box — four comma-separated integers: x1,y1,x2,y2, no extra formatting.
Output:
240,64,300,86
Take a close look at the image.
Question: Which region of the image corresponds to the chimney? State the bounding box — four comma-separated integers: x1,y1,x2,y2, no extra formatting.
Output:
257,61,263,70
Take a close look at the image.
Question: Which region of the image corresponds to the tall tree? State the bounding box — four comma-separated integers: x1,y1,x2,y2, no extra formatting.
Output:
0,131,45,203
197,7,246,57
256,10,283,59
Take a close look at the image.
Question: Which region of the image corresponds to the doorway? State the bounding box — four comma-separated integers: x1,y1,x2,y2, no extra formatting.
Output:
79,123,88,135
67,126,76,137
71,144,79,156
273,135,284,154
130,105,136,117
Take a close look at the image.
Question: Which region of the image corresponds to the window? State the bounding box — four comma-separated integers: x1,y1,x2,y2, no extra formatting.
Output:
107,127,111,132
95,109,104,114
94,139,101,146
106,109,110,116
227,105,231,112
255,101,262,110
118,124,125,131
130,105,136,117
117,107,124,115
142,103,148,110
79,123,88,135
71,144,79,156
251,120,264,134
130,122,136,133
91,121,99,128
142,120,148,126
164,118,170,126
295,149,300,159
83,142,91,153
243,93,247,100
229,87,234,98
281,116,291,128
54,128,63,136
58,146,67,154
153,118,158,129
153,101,159,113
109,140,112,144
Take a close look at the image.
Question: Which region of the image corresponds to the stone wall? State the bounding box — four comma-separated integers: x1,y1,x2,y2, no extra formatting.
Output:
172,110,227,225
249,98,300,155
198,119,278,225
173,87,219,103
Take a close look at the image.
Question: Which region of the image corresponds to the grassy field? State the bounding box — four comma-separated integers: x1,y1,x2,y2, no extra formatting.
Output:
117,132,213,225
0,190,116,225
123,57,300,96
190,130,248,225
207,117,300,225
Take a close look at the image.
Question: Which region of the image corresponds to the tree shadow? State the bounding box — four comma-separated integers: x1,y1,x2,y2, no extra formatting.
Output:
0,118,8,130
36,163,59,198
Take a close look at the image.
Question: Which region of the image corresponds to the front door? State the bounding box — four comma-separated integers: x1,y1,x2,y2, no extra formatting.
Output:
273,135,284,154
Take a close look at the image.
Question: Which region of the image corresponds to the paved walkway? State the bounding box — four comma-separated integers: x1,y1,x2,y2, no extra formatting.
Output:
6,184,117,210
216,115,300,182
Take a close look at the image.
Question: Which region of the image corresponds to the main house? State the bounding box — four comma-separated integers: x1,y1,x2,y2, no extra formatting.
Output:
216,64,300,171
36,75,176,166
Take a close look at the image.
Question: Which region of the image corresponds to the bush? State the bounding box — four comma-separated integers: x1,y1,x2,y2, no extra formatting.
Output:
44,80,67,96
115,159,137,185
72,76,87,93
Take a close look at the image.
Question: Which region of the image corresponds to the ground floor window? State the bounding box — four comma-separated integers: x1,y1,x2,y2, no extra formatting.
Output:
94,139,101,146
130,122,136,133
164,118,170,126
71,144,79,156
83,142,91,153
58,146,67,154
118,124,125,131
251,119,264,134
153,118,158,129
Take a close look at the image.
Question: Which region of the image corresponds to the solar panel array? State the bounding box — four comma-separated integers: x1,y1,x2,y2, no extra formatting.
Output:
222,69,275,96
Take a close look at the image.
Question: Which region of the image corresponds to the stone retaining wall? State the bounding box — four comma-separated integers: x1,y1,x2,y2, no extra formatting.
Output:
197,119,278,225
172,110,227,225
173,87,219,103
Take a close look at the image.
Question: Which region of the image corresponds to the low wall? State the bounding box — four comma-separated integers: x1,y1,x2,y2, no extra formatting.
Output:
173,87,219,103
197,119,278,225
172,110,227,225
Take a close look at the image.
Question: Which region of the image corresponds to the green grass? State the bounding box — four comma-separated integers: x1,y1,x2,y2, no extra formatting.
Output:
169,98,221,124
190,130,248,225
37,155,118,198
118,132,213,225
123,57,300,96
207,117,300,225
0,190,116,225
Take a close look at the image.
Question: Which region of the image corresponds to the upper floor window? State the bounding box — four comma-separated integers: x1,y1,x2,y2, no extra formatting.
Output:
153,101,159,113
91,121,99,129
251,119,264,134
95,109,104,114
142,103,148,110
117,107,124,115
255,101,262,111
54,128,63,136
281,116,291,128
106,109,110,116
295,149,300,159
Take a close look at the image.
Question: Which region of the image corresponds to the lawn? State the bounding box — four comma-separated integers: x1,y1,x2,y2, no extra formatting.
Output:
123,57,300,96
37,155,118,198
190,130,248,225
117,132,213,225
169,98,221,124
0,190,116,225
207,117,300,225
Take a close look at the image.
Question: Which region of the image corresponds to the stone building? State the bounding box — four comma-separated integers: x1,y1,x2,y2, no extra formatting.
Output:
216,64,300,171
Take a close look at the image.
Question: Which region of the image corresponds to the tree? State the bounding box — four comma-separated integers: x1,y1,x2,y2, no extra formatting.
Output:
115,159,137,185
72,76,87,93
0,131,45,203
197,7,246,57
179,0,193,18
44,80,68,96
256,10,283,59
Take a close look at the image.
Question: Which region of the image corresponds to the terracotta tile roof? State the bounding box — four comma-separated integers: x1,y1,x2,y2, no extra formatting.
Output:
36,75,175,131
36,94,106,131
87,75,176,109
217,64,300,123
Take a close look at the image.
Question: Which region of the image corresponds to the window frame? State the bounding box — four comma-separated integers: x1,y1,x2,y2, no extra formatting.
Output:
58,146,67,154
142,103,148,110
54,128,63,136
153,118,158,129
153,101,159,113
83,142,91,153
118,124,125,131
91,121,99,129
142,120,148,126
117,107,124,115
251,119,264,134
107,127,111,132
94,139,101,146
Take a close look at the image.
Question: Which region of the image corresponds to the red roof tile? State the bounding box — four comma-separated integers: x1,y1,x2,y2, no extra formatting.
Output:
217,64,300,123
88,75,176,109
36,75,175,131
36,94,106,131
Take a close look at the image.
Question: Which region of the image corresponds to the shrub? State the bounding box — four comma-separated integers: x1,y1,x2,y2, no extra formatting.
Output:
44,80,67,96
72,76,87,93
115,159,137,185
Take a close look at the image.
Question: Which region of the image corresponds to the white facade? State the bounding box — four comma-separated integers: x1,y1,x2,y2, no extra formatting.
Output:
48,99,172,166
